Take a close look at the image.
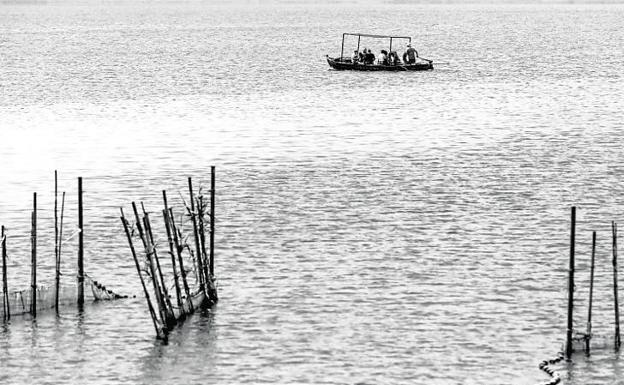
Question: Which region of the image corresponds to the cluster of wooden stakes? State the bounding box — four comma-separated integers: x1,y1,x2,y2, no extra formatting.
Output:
564,206,622,358
120,167,218,340
1,168,218,342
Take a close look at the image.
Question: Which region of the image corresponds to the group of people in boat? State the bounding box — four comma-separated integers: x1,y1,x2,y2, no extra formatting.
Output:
351,44,419,66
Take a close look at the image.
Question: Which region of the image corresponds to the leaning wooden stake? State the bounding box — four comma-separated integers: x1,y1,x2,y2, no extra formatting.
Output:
210,166,215,277
586,231,596,354
31,192,37,317
120,208,164,339
56,191,65,311
131,203,168,329
565,206,576,359
2,226,9,321
163,198,183,314
77,177,84,306
197,196,210,289
613,221,621,350
169,208,193,312
188,177,205,290
141,206,175,325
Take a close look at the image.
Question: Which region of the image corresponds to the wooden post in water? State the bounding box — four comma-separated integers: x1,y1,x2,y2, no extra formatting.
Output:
132,202,168,328
210,166,215,277
120,208,164,339
169,208,192,312
613,221,621,350
141,205,175,324
31,192,37,317
54,171,59,310
163,191,183,313
586,231,596,354
565,206,576,359
77,177,84,306
188,177,205,289
2,226,9,320
56,191,65,310
197,196,210,287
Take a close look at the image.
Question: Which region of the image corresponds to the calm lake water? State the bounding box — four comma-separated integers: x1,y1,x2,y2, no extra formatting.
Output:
1,1,624,384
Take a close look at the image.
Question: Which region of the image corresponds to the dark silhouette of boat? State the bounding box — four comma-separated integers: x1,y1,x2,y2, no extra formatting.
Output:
326,33,433,71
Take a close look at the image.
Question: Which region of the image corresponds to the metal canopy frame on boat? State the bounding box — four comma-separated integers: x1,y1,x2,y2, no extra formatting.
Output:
340,33,412,60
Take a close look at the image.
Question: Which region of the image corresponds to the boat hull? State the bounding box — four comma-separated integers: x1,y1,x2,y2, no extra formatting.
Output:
326,56,433,71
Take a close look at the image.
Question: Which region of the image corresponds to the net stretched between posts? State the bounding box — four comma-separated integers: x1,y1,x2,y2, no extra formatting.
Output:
0,273,127,319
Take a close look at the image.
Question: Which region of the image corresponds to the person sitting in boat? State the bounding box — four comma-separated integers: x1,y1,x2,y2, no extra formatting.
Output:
352,50,359,63
388,51,399,65
402,44,419,64
359,48,367,63
379,50,389,65
364,49,375,64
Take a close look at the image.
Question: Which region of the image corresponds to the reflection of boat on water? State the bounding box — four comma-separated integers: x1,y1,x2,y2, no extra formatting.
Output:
326,33,433,71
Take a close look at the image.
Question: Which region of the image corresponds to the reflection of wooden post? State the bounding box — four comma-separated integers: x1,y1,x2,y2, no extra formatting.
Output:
613,222,621,350
565,207,576,359
2,225,9,320
210,166,215,277
586,231,596,354
77,177,84,306
31,192,37,317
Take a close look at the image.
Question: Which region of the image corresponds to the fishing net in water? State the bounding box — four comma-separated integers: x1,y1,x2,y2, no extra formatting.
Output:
1,273,127,319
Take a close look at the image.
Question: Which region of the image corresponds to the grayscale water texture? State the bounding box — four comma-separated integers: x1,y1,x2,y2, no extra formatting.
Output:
1,1,624,384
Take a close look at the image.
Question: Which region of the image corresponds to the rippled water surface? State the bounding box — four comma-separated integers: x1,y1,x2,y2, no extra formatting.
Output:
1,1,624,384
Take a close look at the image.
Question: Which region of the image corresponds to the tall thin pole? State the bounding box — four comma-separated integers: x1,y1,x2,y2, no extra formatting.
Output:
340,33,345,60
566,206,576,359
356,35,361,54
169,208,192,312
2,226,9,321
31,192,37,317
163,204,183,312
188,177,205,289
613,221,621,350
210,166,215,277
77,177,84,306
54,171,59,310
586,231,596,354
120,208,164,339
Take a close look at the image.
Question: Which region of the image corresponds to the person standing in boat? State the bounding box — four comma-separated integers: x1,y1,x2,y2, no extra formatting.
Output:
352,50,359,63
403,43,419,64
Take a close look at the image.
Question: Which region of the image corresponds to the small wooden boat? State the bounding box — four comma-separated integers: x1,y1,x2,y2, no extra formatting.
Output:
327,33,433,72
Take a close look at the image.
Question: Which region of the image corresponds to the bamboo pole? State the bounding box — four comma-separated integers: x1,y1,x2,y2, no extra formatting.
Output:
54,171,59,310
613,221,621,350
140,205,175,324
143,215,176,329
188,177,205,289
2,226,9,321
163,206,183,313
77,177,84,306
565,206,576,359
586,231,596,354
31,192,37,317
56,191,65,311
197,196,210,289
162,192,182,312
132,202,168,328
210,166,215,277
120,208,164,339
169,208,192,312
